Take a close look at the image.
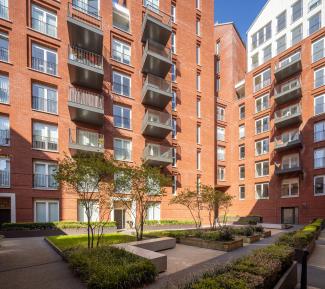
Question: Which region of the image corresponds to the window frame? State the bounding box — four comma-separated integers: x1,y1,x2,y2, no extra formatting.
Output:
255,160,269,177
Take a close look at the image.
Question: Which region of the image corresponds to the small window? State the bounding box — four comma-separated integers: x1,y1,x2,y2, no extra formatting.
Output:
171,32,176,54
216,78,220,92
315,148,325,168
197,98,201,118
196,73,201,91
292,0,303,23
33,161,58,189
196,150,201,170
0,115,9,146
171,4,176,23
251,53,259,69
35,200,59,222
196,19,200,36
239,145,245,160
255,160,269,177
314,175,325,196
255,183,269,199
291,24,303,45
0,157,10,187
32,122,58,152
277,35,287,54
309,12,321,35
172,147,177,167
172,91,177,112
255,94,269,113
263,45,272,62
255,115,269,135
196,45,200,65
314,94,325,115
114,138,132,161
217,126,225,141
281,178,299,197
315,67,325,88
277,11,287,33
239,104,245,120
309,0,322,12
113,105,131,130
217,106,225,121
217,166,225,181
32,83,58,114
217,146,225,161
112,39,131,65
0,31,9,63
0,0,9,20
282,154,300,170
172,118,177,139
197,125,201,144
0,74,9,104
32,43,57,75
239,124,245,139
239,165,245,180
172,63,177,82
255,138,269,156
312,37,325,62
254,68,271,92
31,4,57,38
112,71,131,97
315,121,325,142
172,175,177,194
239,186,245,200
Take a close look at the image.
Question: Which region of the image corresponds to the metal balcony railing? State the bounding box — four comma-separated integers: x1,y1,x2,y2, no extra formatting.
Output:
0,2,9,20
144,74,171,94
143,144,172,162
31,18,57,38
0,86,9,104
69,128,104,150
34,174,58,189
33,135,58,151
68,46,103,69
142,109,172,129
0,129,10,146
276,78,301,95
31,57,57,75
32,96,58,114
275,132,300,148
69,86,103,110
275,104,301,121
0,47,8,62
144,40,172,60
276,52,301,71
0,170,10,187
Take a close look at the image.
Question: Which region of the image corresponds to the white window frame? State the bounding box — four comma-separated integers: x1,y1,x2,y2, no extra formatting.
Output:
31,4,58,38
292,0,303,23
34,200,59,222
196,73,201,91
277,35,287,54
196,45,200,65
33,161,58,189
281,178,299,198
254,68,271,92
255,115,269,135
217,166,225,181
314,147,325,168
309,0,322,12
172,63,176,82
255,138,269,156
113,138,132,161
314,66,325,88
263,45,272,62
255,93,269,113
282,153,300,170
315,120,325,142
314,174,325,196
309,12,322,35
172,91,177,112
197,98,201,118
32,83,58,114
217,106,225,121
171,4,176,23
0,74,9,104
239,124,245,139
239,144,245,160
32,122,58,152
255,183,269,199
239,185,245,200
197,125,201,144
171,32,176,54
217,126,225,141
255,160,269,178
239,104,245,120
172,147,177,167
277,10,287,33
112,71,131,97
197,150,201,170
239,165,245,180
291,24,303,46
31,43,58,75
0,157,10,187
112,38,131,65
172,118,177,139
172,175,177,195
196,19,200,36
312,37,325,63
314,94,325,115
217,146,225,161
113,104,132,130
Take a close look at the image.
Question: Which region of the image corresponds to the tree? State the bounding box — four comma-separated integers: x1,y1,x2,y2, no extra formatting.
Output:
201,185,233,229
170,188,204,228
55,152,117,249
112,163,170,240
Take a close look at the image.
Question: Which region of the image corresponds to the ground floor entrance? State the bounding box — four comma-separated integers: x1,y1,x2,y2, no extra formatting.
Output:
0,197,11,223
113,209,126,229
281,207,299,224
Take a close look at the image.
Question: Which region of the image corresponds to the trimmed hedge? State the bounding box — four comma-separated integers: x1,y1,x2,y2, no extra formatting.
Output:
66,246,157,289
234,216,263,225
0,221,116,231
144,219,196,226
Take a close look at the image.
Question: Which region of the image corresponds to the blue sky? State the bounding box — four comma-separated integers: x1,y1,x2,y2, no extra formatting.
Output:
214,0,268,42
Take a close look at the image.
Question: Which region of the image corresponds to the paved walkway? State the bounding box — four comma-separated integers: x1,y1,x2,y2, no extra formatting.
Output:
0,237,85,289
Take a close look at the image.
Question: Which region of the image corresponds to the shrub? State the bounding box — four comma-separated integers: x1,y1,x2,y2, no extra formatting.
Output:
234,226,255,237
144,220,196,226
66,246,156,289
277,230,314,250
302,225,318,233
254,225,264,234
235,216,262,225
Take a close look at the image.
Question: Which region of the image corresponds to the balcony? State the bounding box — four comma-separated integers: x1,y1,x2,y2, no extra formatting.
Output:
67,2,103,53
0,170,10,187
69,128,104,153
141,5,172,46
275,78,302,104
142,40,172,78
275,52,302,82
143,144,173,166
112,2,130,33
32,135,58,152
275,104,302,129
275,164,302,175
33,174,57,189
142,109,172,139
275,134,302,152
68,86,104,125
142,74,172,108
0,129,10,146
68,46,103,90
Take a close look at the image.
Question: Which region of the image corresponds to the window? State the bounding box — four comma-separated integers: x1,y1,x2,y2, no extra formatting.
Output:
172,63,176,82
112,71,131,97
196,45,200,65
196,176,201,193
239,165,245,180
309,0,322,12
255,160,269,177
171,32,176,54
315,121,325,142
254,68,271,92
197,151,201,170
196,0,200,10
172,175,177,194
0,0,8,19
34,200,59,222
172,147,177,167
31,5,57,38
216,78,220,92
239,186,245,200
255,183,269,199
33,122,58,151
172,118,177,139
196,73,200,91
147,203,160,221
281,178,299,197
291,24,303,46
277,35,287,54
255,116,269,134
78,201,99,222
239,104,245,120
216,59,220,73
114,138,132,161
114,171,131,194
315,67,325,88
309,12,321,35
217,126,225,141
217,146,225,161
172,91,177,111
113,105,131,129
239,124,245,139
32,83,57,114
33,161,58,189
251,53,259,69
255,138,269,156
315,148,325,168
263,45,272,62
0,157,10,187
282,154,300,170
196,98,201,118
314,175,325,196
277,11,287,33
251,22,272,50
0,31,9,62
171,4,176,23
292,0,303,22
197,125,201,144
217,106,225,121
0,74,9,104
73,0,100,16
239,145,245,160
32,43,57,75
255,94,269,113
217,166,225,181
215,41,220,55
312,37,325,62
112,39,131,65
196,19,200,36
144,0,159,10
0,115,9,146
314,94,325,115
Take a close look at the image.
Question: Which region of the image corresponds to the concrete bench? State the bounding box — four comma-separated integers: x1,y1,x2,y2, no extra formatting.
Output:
128,237,176,252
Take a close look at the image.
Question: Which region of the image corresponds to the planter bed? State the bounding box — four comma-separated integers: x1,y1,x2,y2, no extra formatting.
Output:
235,234,261,244
178,236,243,252
273,261,297,289
263,230,272,238
294,236,316,263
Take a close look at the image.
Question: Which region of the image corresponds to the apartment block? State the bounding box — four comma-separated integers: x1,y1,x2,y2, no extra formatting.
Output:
215,0,325,224
0,0,215,227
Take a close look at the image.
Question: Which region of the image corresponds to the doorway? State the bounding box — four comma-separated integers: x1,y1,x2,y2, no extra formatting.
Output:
114,209,125,229
0,197,11,223
281,207,299,224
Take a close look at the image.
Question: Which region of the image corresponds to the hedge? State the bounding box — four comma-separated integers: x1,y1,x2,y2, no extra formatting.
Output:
0,221,116,231
144,219,196,226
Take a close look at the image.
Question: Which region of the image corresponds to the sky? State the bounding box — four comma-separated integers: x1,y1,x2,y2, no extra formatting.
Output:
214,0,268,43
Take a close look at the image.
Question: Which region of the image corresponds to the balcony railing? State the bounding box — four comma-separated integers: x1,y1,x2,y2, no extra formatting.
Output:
31,57,57,76
0,129,10,146
32,135,58,151
144,74,171,94
0,47,8,62
31,18,57,38
69,128,104,151
69,86,103,110
68,45,103,69
275,104,301,121
275,132,301,150
276,52,301,72
0,2,9,20
143,109,172,128
32,96,58,114
144,40,172,60
0,86,9,104
0,170,10,187
276,78,300,95
143,144,173,166
275,78,301,104
34,174,58,189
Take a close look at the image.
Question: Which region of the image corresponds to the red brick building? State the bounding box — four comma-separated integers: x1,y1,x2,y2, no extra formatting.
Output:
0,0,215,227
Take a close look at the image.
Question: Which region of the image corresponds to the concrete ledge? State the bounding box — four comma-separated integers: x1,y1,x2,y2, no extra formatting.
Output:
128,237,176,251
261,223,292,230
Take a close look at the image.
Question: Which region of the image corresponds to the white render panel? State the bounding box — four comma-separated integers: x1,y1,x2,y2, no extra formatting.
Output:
247,0,325,71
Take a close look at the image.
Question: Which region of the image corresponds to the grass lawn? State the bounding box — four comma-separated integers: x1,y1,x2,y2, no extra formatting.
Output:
47,233,136,251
